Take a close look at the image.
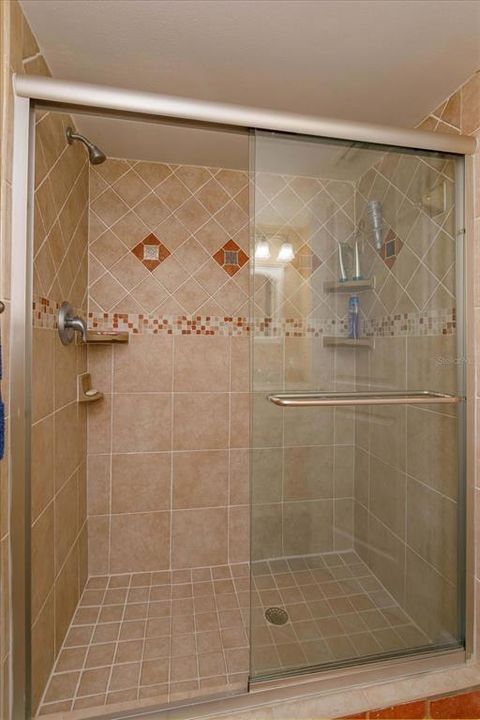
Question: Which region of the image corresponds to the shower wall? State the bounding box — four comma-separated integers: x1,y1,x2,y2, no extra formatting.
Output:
86,159,250,574
0,2,52,714
31,110,89,709
252,171,357,560
353,152,459,641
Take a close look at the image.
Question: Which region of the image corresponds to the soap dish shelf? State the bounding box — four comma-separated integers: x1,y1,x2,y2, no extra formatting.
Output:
323,336,374,349
324,278,375,293
86,330,129,344
78,373,104,403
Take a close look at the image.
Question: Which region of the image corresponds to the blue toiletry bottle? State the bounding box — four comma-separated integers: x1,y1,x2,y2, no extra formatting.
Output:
348,295,359,339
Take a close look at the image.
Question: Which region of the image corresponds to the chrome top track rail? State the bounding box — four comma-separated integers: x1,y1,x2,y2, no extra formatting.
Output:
268,391,462,407
13,74,477,155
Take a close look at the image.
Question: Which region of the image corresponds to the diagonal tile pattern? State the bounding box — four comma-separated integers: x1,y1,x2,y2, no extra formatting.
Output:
88,160,249,316
355,152,456,320
253,172,355,321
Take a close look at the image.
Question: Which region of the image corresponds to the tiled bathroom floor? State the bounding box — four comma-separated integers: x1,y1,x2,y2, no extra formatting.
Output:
38,563,251,717
38,552,430,717
251,550,430,678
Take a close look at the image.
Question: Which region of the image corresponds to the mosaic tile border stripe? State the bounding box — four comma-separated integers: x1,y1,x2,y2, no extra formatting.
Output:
33,298,455,337
363,308,456,338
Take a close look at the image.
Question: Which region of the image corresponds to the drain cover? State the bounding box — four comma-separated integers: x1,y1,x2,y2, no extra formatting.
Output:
265,606,289,625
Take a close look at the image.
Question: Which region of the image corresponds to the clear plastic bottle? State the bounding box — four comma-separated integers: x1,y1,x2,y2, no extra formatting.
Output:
348,295,359,339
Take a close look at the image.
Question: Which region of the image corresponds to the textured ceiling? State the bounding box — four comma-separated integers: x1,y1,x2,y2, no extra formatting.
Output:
21,0,480,170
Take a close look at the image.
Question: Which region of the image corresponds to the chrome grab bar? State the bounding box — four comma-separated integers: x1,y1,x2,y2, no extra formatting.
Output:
267,390,462,407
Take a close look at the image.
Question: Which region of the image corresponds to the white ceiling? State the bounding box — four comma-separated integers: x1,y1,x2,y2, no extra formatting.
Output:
21,0,480,171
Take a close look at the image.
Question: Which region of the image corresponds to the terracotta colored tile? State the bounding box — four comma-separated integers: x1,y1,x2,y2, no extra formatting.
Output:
369,700,426,718
430,691,480,719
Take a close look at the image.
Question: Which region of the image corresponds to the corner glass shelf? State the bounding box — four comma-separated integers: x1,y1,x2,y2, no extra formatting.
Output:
323,336,373,349
324,278,375,293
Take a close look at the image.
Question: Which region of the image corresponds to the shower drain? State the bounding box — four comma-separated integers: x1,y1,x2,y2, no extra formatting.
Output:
265,606,289,625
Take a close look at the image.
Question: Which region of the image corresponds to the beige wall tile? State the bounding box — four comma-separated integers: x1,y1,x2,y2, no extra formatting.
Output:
172,508,228,567
367,515,405,604
284,446,334,500
87,517,109,575
173,393,228,450
114,335,172,393
370,456,406,540
252,448,282,504
113,393,171,452
87,394,112,454
110,512,170,572
87,454,110,516
54,548,80,653
55,402,85,490
405,548,457,642
406,477,457,582
31,592,55,712
31,504,54,620
229,505,250,563
283,500,334,556
172,450,227,509
32,328,54,422
31,415,54,521
334,498,354,550
229,449,250,505
54,337,77,409
230,393,250,449
87,345,112,390
406,406,458,499
174,336,229,392
54,473,79,574
284,407,334,447
112,452,171,513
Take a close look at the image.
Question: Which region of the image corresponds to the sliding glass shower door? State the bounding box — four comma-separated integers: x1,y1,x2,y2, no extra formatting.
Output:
250,130,465,680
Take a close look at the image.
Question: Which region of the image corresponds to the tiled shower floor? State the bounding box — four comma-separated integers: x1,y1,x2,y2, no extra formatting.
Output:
251,550,430,677
38,552,429,717
38,564,251,717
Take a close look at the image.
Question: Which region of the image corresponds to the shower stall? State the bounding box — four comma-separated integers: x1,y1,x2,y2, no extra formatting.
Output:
9,75,474,720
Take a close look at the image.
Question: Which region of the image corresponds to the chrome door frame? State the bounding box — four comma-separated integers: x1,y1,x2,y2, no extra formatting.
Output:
9,74,476,720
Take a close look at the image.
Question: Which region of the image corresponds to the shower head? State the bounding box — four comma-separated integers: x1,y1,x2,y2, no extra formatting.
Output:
367,199,384,250
66,127,106,165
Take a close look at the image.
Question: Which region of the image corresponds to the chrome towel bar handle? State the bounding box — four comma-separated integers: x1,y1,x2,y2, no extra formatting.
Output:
267,391,462,407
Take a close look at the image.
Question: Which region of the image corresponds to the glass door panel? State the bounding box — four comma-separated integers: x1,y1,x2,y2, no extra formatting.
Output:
250,131,464,681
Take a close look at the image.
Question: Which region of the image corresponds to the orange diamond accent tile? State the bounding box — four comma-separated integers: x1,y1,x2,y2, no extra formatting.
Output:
291,243,322,278
132,233,170,272
379,228,403,269
213,239,248,277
